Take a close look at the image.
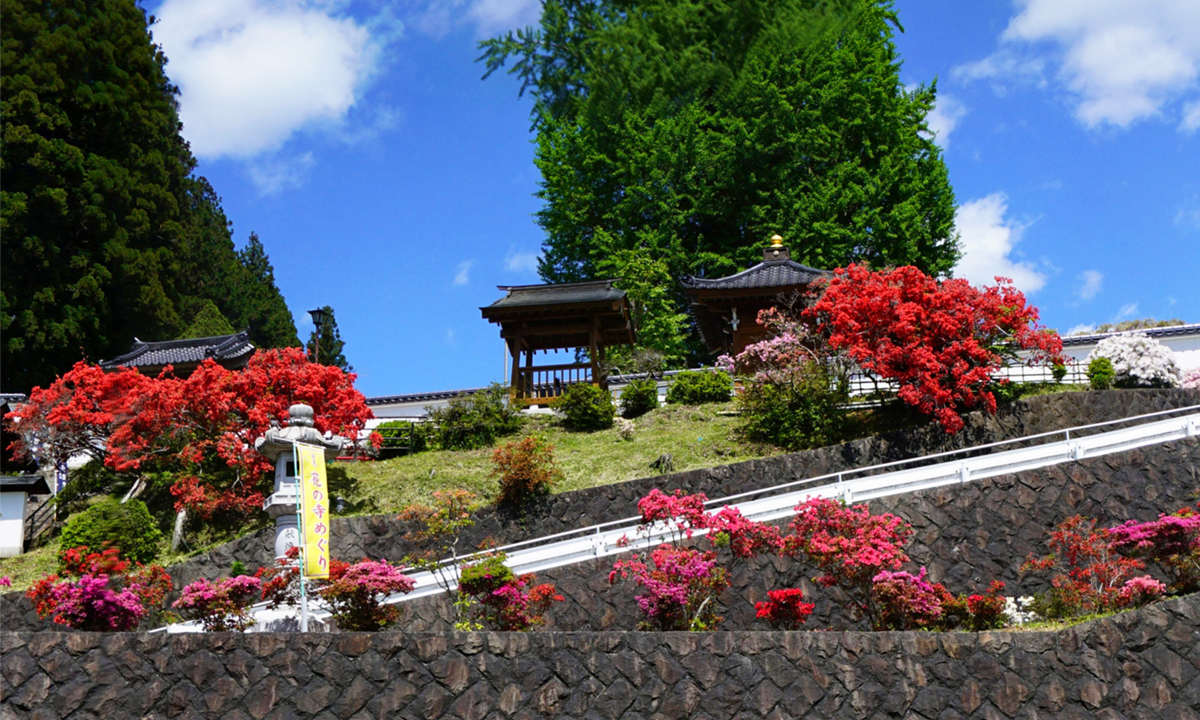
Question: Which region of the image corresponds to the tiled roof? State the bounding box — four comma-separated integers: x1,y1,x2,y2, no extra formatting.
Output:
0,393,27,405
100,331,254,369
483,280,625,311
366,388,486,406
0,475,50,494
1061,323,1200,347
681,260,830,291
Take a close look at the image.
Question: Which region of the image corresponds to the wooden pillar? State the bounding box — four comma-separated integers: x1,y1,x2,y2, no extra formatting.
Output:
524,348,534,399
507,337,520,398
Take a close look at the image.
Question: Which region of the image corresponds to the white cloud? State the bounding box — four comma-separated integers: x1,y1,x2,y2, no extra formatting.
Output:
924,93,967,148
247,152,316,195
955,0,1200,130
1076,270,1104,301
504,248,540,274
154,0,382,159
453,260,474,286
1116,302,1139,320
1068,323,1097,336
1176,194,1200,230
445,328,456,344
1184,100,1200,131
954,193,1047,293
418,0,540,38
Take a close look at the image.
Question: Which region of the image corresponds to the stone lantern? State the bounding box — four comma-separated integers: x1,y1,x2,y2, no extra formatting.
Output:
255,404,347,560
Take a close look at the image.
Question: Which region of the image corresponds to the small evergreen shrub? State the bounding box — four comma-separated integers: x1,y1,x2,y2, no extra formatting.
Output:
1087,356,1115,390
375,420,429,453
428,383,523,450
558,382,614,431
1086,333,1180,388
619,378,659,418
59,498,162,565
737,363,847,450
491,436,563,506
666,370,733,405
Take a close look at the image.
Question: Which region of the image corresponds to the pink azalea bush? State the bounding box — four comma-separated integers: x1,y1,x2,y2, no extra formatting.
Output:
872,568,943,631
1182,367,1200,389
173,575,263,632
1107,505,1200,592
610,544,729,631
316,558,415,631
27,546,172,631
785,497,912,627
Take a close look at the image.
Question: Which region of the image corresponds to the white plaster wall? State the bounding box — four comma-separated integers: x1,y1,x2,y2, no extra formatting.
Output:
0,491,28,557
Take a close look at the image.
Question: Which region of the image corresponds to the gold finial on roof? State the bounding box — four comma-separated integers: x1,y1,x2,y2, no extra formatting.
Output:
770,234,784,248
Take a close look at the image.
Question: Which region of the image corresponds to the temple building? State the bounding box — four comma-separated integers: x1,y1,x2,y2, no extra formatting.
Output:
682,235,830,357
99,331,255,377
480,280,635,404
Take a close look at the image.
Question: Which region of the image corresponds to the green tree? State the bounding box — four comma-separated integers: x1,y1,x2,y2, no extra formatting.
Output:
0,0,296,391
306,306,352,371
180,300,235,339
481,0,958,358
230,232,300,348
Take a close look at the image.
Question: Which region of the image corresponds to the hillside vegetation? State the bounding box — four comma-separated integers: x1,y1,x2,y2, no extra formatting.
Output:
339,403,778,513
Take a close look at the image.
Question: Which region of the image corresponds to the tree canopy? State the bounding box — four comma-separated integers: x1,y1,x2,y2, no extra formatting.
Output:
480,0,959,361
1,0,297,392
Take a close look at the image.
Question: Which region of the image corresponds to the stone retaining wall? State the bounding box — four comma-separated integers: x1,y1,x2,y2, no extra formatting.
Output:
3,593,1198,719
165,389,1200,589
399,436,1200,632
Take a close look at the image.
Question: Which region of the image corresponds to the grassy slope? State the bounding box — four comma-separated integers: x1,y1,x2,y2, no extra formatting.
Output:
340,403,781,513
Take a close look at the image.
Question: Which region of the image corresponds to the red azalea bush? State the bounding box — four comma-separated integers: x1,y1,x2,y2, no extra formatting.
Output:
754,588,814,630
316,558,415,631
808,265,1063,433
1022,515,1161,618
635,488,712,543
28,546,172,631
1107,504,1200,593
708,506,785,558
961,581,1008,632
785,497,912,627
173,575,263,632
5,349,374,520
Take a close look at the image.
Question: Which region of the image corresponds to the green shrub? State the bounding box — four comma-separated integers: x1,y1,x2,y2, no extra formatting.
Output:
375,420,430,453
558,383,615,431
619,378,660,418
737,363,847,450
1087,357,1115,390
428,384,523,450
58,498,162,565
666,370,733,405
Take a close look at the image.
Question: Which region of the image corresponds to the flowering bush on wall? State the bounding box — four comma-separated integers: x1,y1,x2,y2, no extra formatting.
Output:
1022,515,1164,618
491,435,563,507
754,588,814,630
1085,333,1181,388
316,559,415,631
399,489,483,628
28,546,172,631
871,568,944,630
173,575,263,632
1107,504,1200,593
784,497,912,627
458,553,563,631
808,265,1063,433
1182,366,1200,389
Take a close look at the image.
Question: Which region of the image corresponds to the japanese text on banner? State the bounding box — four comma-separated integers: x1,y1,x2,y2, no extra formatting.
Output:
296,442,331,579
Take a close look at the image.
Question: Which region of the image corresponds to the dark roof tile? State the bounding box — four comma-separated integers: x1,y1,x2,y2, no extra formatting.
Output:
681,260,830,291
100,331,254,369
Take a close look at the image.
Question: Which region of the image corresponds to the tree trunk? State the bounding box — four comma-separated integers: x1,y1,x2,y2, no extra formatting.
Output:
171,509,188,552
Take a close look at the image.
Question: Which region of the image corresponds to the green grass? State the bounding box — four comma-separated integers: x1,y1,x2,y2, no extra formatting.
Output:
0,538,60,591
338,403,781,513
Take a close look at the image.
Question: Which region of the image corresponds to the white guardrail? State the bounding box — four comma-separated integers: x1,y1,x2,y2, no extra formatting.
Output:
165,404,1200,632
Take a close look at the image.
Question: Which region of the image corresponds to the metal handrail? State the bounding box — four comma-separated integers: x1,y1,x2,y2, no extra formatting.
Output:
161,404,1200,632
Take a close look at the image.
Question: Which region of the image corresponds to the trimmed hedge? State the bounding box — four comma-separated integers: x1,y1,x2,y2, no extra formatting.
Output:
666,370,733,405
558,383,615,431
619,378,659,418
58,498,161,564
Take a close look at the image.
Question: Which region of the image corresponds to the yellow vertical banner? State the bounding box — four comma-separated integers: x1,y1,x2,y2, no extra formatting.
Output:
296,442,331,579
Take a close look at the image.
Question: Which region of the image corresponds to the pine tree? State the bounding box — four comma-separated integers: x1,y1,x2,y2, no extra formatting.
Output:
0,0,297,391
306,306,352,372
231,233,301,349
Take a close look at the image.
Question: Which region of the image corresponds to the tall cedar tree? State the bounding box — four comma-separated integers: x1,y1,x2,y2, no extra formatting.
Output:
0,0,297,392
306,306,352,372
480,0,958,361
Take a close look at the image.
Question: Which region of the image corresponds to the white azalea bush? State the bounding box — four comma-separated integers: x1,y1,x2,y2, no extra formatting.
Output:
1085,333,1181,388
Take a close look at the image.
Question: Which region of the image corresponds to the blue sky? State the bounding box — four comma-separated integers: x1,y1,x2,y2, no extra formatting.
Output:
146,0,1200,398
